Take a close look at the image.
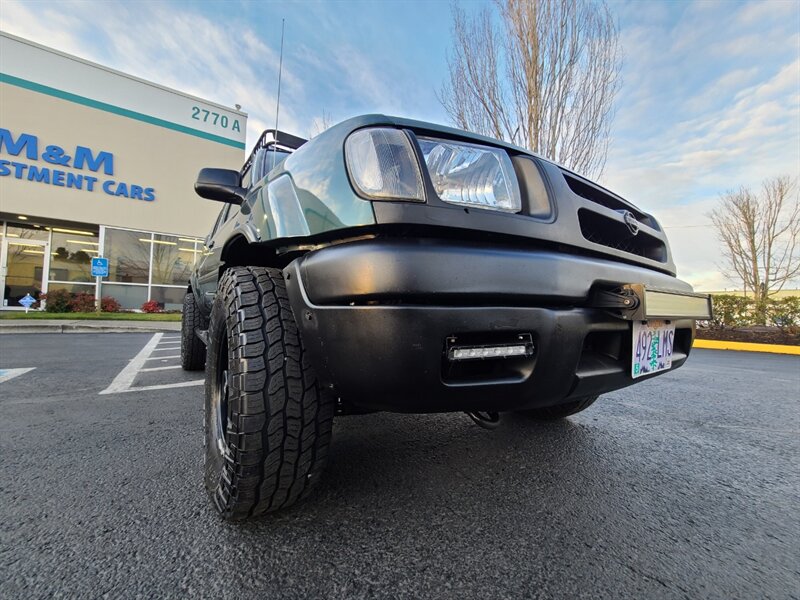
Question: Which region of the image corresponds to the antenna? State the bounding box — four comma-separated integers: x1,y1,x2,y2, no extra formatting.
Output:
271,18,285,171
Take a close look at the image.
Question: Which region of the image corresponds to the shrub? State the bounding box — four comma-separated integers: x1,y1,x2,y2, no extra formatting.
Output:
42,289,72,313
768,297,800,329
69,291,96,312
101,296,121,313
710,294,753,328
141,300,163,313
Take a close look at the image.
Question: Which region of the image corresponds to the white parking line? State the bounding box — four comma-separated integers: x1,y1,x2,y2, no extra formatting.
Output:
99,333,203,394
0,367,36,384
100,333,163,394
123,380,204,392
152,346,180,352
140,365,182,372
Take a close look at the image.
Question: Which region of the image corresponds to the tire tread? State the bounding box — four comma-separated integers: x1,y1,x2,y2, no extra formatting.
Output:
181,290,207,371
206,266,333,519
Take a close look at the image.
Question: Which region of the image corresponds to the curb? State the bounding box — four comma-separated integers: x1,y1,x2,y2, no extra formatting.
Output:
693,339,800,355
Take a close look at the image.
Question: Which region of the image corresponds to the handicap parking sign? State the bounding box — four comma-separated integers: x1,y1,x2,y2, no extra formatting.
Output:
91,257,109,277
18,293,36,309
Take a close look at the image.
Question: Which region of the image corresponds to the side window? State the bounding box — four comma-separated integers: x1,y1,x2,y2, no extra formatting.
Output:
252,148,266,184
223,201,238,223
241,165,251,190
206,206,227,245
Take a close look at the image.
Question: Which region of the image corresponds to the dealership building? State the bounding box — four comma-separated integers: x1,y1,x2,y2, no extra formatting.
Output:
0,32,247,310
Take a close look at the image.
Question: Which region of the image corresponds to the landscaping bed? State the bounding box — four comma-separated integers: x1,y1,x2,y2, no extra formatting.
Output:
0,312,181,322
696,326,799,346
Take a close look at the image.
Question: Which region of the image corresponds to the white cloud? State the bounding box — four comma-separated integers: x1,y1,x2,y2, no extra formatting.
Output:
0,1,88,58
0,0,302,149
0,0,441,148
603,0,800,290
736,0,798,26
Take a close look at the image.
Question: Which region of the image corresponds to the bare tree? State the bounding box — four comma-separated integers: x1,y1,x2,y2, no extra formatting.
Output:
310,109,333,138
710,176,800,324
440,0,621,178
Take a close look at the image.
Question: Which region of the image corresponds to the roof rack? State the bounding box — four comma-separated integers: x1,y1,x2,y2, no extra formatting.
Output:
241,129,307,175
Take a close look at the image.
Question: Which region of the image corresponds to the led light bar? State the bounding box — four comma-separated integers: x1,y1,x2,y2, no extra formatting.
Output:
447,334,535,361
623,284,713,320
451,345,528,360
643,289,713,320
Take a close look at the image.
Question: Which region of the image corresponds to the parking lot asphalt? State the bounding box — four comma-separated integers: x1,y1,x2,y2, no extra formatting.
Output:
1,333,798,599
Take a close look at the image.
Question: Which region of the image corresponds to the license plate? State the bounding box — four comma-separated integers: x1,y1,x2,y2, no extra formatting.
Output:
632,320,675,379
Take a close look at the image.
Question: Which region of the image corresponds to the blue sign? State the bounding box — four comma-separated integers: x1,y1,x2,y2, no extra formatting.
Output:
18,293,36,308
0,128,156,201
91,257,109,277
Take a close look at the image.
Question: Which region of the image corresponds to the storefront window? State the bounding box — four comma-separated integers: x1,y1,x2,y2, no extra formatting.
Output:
150,234,195,286
150,286,185,311
101,283,148,310
49,229,100,282
7,222,50,241
179,237,203,268
2,221,207,312
105,228,150,284
47,282,95,295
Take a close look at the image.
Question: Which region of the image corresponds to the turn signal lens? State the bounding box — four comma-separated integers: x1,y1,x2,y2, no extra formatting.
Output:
345,128,424,201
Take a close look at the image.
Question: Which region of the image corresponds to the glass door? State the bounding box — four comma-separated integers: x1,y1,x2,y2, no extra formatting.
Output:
1,238,49,309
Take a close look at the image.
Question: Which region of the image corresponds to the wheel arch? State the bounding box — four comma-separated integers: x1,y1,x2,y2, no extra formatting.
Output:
217,234,295,278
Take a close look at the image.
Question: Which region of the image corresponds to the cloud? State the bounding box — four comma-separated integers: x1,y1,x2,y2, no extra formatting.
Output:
0,0,301,148
0,1,89,58
736,0,798,26
602,0,800,290
1,0,451,147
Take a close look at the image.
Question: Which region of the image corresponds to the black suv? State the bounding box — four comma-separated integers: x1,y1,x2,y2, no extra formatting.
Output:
183,115,712,520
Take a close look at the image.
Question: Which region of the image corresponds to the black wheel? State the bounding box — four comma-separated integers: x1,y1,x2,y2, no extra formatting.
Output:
516,395,599,420
204,266,334,520
181,290,207,371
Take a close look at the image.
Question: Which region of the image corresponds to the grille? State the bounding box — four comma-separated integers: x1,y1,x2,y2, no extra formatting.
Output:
578,209,666,262
563,171,657,229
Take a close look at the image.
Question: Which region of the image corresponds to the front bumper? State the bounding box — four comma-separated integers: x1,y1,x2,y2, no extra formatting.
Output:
284,238,701,413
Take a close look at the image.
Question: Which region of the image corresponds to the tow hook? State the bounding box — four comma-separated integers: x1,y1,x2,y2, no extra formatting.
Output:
466,411,501,430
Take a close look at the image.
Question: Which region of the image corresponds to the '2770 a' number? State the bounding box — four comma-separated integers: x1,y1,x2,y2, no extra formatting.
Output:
191,107,241,132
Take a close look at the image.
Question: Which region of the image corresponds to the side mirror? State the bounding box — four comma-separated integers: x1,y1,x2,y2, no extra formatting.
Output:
195,168,246,205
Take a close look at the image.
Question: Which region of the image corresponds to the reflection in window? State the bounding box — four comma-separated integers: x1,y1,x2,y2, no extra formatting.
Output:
47,282,96,295
101,283,148,310
49,230,100,282
105,228,150,284
150,285,185,311
6,222,51,241
150,234,196,286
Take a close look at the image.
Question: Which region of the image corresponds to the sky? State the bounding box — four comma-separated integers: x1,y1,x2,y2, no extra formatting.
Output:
1,0,798,291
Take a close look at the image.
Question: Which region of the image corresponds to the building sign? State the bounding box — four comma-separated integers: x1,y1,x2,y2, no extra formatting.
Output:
1,34,246,150
0,127,156,201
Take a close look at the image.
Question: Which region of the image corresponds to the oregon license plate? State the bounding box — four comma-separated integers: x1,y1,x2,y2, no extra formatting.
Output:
632,320,675,379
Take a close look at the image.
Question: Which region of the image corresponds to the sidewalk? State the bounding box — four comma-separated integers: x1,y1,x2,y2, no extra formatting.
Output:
0,319,181,334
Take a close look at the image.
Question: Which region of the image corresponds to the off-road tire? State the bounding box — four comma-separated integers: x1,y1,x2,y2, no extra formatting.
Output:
516,395,599,420
181,290,207,371
204,266,334,520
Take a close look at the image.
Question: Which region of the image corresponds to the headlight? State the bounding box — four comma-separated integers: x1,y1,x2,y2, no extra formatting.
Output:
344,128,424,201
417,137,521,213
